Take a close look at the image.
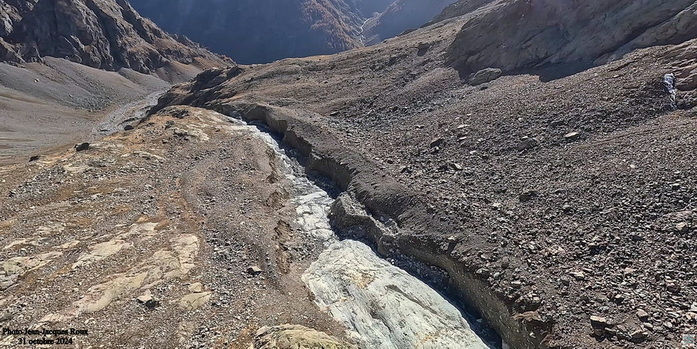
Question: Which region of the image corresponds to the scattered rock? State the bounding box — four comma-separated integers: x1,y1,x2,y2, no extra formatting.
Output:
569,271,586,281
124,125,134,131
629,330,648,343
636,309,649,321
0,312,12,322
75,143,90,152
469,68,502,86
676,222,689,232
429,137,445,148
28,155,40,162
590,315,612,337
247,265,263,276
136,291,160,309
188,282,204,293
518,136,539,151
178,292,212,311
564,132,581,141
666,282,681,293
519,190,538,202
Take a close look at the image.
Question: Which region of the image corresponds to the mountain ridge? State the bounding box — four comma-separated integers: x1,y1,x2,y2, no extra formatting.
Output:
0,0,231,73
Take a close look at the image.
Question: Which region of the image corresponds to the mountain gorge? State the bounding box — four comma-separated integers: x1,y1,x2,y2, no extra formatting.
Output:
129,0,457,64
0,0,697,348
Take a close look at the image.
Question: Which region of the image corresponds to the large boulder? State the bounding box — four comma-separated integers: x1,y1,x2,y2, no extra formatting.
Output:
469,67,502,85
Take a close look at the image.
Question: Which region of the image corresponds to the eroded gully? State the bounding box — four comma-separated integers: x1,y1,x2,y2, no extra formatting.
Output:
229,117,501,349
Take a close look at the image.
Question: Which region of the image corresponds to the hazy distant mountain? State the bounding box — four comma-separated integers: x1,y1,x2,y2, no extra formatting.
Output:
362,0,457,45
129,0,455,64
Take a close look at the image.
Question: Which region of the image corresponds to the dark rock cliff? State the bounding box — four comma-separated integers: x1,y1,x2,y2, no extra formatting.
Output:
0,0,231,73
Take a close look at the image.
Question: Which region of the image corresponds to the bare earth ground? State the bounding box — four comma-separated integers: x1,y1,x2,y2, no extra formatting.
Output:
0,57,215,165
0,107,344,348
151,14,697,348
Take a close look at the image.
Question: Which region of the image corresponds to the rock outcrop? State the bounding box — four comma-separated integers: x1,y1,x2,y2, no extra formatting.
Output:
252,325,357,349
302,240,489,349
0,0,230,73
445,0,697,75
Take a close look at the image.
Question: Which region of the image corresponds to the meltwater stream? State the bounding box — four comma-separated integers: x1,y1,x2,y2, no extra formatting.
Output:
234,119,493,349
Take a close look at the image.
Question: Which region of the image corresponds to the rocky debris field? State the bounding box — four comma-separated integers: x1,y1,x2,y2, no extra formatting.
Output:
0,107,350,348
150,7,697,348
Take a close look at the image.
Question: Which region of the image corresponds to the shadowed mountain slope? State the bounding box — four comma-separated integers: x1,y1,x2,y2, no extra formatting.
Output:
0,0,230,73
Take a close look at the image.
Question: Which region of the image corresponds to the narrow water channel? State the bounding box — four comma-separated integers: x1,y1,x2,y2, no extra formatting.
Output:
228,117,497,349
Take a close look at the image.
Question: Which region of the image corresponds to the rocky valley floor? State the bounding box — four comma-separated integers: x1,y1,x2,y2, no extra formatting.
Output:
2,2,697,349
0,107,349,348
149,13,697,349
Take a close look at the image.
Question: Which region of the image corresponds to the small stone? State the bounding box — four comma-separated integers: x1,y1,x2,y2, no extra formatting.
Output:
630,330,647,342
590,315,611,328
666,282,681,293
519,190,538,202
570,271,585,281
564,132,581,141
511,280,523,288
247,265,263,276
518,137,538,151
329,111,339,116
636,309,649,321
179,292,212,311
75,143,90,152
429,137,445,148
676,222,689,232
500,257,510,269
0,312,12,322
450,163,463,171
188,282,204,293
29,155,40,162
124,125,134,131
136,292,159,309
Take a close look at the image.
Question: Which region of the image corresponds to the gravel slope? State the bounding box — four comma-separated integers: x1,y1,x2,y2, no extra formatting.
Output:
150,9,697,348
